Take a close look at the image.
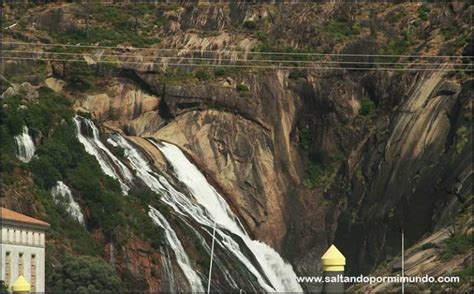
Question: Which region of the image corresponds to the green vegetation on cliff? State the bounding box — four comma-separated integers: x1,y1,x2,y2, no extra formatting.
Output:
441,233,473,260
0,86,165,291
47,255,121,292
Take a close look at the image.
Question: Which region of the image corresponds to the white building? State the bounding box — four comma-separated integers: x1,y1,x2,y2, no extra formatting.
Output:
1,207,49,292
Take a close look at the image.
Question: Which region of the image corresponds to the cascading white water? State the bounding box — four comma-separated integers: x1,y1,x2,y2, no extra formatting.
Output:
149,207,205,292
14,126,35,163
73,116,133,194
108,133,302,291
100,130,302,292
108,134,276,291
160,247,177,293
156,141,303,292
50,181,85,225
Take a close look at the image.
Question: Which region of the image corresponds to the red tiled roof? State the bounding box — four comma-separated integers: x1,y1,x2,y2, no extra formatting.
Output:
0,207,50,228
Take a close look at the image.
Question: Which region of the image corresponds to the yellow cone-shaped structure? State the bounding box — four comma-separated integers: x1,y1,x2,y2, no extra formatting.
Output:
12,275,30,293
321,244,346,272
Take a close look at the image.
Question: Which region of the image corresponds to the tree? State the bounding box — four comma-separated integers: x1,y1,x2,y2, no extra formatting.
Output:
0,281,9,293
47,255,121,292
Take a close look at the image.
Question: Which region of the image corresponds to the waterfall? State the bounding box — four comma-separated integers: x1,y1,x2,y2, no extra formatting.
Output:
155,141,303,293
73,116,133,194
160,247,176,293
14,126,35,163
108,134,270,290
50,181,85,225
85,125,302,292
149,207,205,292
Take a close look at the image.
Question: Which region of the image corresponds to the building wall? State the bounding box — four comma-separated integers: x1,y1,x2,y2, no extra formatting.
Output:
1,224,46,292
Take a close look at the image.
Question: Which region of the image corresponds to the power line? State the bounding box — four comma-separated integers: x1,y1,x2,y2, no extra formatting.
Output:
2,49,470,67
3,56,468,72
2,41,471,59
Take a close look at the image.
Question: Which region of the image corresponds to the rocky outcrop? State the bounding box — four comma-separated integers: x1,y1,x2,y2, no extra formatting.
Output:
104,238,163,292
4,1,472,291
76,65,472,279
332,75,472,274
350,201,472,293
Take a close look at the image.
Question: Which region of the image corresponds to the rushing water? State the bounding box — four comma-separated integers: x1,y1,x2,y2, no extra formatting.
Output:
155,141,303,292
51,181,85,225
149,207,205,292
160,247,177,293
14,126,35,163
74,117,302,292
108,134,267,289
73,116,133,194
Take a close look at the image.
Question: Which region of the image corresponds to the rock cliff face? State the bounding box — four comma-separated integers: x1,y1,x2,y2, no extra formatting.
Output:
2,1,472,292
76,67,471,278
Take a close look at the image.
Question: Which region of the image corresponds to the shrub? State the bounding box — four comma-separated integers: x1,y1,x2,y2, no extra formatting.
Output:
0,281,8,292
420,242,435,250
30,156,63,188
441,25,459,41
441,233,472,260
110,145,125,159
289,70,306,79
195,70,209,81
256,31,267,41
454,126,469,154
53,26,160,48
359,97,376,116
418,6,430,21
213,67,226,77
299,128,312,151
236,84,249,92
3,107,25,136
315,19,361,41
46,254,121,292
303,157,340,190
243,20,257,30
451,266,474,283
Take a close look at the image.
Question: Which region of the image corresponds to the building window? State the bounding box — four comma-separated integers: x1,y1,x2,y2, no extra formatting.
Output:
18,253,24,276
5,251,11,286
28,231,33,244
31,254,37,292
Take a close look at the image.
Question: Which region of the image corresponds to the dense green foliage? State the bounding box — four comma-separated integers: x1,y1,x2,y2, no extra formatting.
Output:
441,233,473,260
315,19,361,41
0,281,8,292
236,84,249,92
289,70,306,79
214,67,226,77
451,266,473,283
299,128,312,151
243,20,257,30
419,242,435,251
1,85,165,285
303,157,341,190
359,97,376,116
195,70,209,81
454,126,469,154
376,29,416,63
51,4,160,47
47,255,121,292
0,88,73,181
417,6,430,21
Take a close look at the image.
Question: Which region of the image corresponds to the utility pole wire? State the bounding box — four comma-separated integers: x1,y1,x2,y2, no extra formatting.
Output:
2,41,472,59
2,50,470,67
3,56,470,72
402,229,405,294
207,221,217,294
